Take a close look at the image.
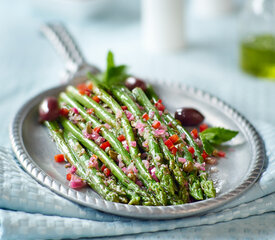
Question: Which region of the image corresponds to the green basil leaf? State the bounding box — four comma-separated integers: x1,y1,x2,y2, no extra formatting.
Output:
107,51,115,70
200,134,214,155
200,127,238,145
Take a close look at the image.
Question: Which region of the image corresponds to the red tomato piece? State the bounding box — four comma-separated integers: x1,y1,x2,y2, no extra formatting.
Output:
199,123,208,132
201,150,208,160
59,108,69,117
188,146,195,154
100,141,110,150
103,168,111,177
66,173,72,181
101,165,106,172
152,120,161,129
92,95,100,103
169,134,179,144
218,151,226,158
117,135,126,142
171,147,178,155
54,154,65,162
155,102,165,111
86,82,93,90
142,113,149,121
164,139,174,150
93,126,101,133
191,129,198,138
121,106,128,110
77,83,87,95
86,108,94,114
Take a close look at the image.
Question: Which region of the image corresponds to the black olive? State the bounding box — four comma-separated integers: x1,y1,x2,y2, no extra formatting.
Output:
175,107,204,126
125,77,147,91
39,96,60,122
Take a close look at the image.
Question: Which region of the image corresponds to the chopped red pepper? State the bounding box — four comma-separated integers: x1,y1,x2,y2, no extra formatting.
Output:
217,151,226,158
100,141,110,150
77,83,93,95
152,120,161,129
86,82,93,90
93,126,101,133
142,113,149,121
154,99,165,111
86,108,94,114
171,146,178,155
101,165,106,172
191,129,198,138
121,106,128,110
201,150,208,160
54,154,65,162
117,135,126,142
199,123,208,132
84,89,91,97
92,95,100,103
164,139,174,150
169,134,179,144
59,108,69,117
103,168,111,177
77,83,87,95
188,146,195,154
66,173,72,181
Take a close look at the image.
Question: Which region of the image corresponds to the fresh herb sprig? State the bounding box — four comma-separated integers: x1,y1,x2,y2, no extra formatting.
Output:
87,51,128,89
200,127,238,154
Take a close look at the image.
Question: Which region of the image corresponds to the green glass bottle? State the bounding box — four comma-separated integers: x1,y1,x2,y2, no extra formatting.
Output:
239,0,275,80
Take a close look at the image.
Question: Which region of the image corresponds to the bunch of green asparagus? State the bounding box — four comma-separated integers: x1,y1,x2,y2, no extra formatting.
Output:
40,52,238,206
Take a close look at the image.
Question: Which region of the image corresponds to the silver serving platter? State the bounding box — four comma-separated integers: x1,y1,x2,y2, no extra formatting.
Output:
9,24,265,219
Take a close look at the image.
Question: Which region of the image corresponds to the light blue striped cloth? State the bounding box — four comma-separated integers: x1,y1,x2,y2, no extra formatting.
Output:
0,121,275,239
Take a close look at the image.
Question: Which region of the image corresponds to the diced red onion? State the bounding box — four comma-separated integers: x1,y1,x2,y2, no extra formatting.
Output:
71,108,79,114
142,160,150,169
178,157,186,163
119,161,125,168
69,175,86,189
194,162,206,171
131,141,137,147
149,167,159,182
155,155,161,161
117,154,122,162
142,140,148,148
104,123,111,129
122,140,129,151
69,165,77,174
181,133,186,140
136,179,143,187
116,110,122,118
125,110,135,121
149,110,155,119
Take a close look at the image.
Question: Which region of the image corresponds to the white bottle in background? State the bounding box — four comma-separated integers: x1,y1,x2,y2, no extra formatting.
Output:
190,0,234,18
141,0,184,53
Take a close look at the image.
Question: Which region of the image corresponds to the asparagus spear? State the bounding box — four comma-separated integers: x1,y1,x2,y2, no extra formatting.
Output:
145,84,216,199
64,130,133,204
66,86,117,128
111,86,185,204
59,93,159,205
59,116,157,206
78,83,167,205
44,120,120,202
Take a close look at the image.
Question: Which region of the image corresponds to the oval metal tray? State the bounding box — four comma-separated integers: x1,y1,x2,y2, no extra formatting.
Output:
10,80,265,219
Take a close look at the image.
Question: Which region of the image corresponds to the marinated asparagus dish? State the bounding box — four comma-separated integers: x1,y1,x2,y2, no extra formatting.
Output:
39,52,238,206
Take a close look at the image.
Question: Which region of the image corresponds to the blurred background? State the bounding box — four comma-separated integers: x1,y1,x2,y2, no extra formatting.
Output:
0,0,275,147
